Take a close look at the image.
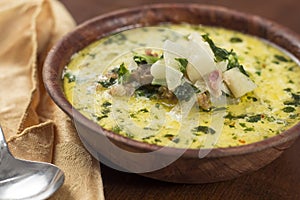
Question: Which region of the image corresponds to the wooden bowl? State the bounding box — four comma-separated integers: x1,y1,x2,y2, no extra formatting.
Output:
43,4,300,183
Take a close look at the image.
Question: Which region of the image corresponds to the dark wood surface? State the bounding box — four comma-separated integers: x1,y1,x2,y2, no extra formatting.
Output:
59,1,300,199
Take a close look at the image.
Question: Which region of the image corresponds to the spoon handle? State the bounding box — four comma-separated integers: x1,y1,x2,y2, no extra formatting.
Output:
0,126,8,162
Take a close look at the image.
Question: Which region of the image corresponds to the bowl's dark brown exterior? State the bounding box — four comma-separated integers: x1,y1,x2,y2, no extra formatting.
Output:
43,4,300,183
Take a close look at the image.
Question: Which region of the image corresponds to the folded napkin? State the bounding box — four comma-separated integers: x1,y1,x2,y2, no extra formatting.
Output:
0,0,104,199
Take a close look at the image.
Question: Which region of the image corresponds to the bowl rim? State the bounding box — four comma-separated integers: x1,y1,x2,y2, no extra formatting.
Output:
43,3,300,159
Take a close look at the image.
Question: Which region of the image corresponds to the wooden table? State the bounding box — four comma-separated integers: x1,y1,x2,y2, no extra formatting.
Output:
60,1,300,199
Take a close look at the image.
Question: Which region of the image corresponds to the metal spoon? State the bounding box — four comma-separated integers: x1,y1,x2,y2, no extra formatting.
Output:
0,126,64,200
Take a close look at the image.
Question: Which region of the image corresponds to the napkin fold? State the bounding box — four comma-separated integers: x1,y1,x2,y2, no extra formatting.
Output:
0,0,105,199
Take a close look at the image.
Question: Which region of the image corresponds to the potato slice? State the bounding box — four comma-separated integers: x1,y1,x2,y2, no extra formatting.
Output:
223,67,256,98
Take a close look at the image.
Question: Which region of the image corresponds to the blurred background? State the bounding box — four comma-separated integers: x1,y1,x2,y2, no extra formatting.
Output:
60,0,300,34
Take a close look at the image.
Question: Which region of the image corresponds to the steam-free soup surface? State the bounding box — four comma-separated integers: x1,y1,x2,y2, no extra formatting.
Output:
63,24,300,148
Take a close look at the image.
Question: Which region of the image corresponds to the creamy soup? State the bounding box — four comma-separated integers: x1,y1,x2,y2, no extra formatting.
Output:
63,24,300,148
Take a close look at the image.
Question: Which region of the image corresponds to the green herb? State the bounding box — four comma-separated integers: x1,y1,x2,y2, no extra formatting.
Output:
274,54,290,62
246,114,262,123
88,53,96,59
227,52,249,76
134,85,160,98
96,115,108,121
244,127,255,132
255,71,261,76
112,126,122,133
289,113,299,119
101,108,110,115
288,66,295,71
230,37,243,43
103,33,127,45
284,93,300,106
143,127,156,131
283,106,296,113
239,123,246,127
117,62,130,83
139,108,149,113
102,101,112,108
98,77,116,88
125,132,134,139
266,116,276,122
192,126,216,134
64,72,76,83
175,58,188,73
154,139,162,143
224,112,247,120
130,113,137,118
164,134,174,140
142,135,154,140
172,138,180,143
133,53,161,65
247,96,258,102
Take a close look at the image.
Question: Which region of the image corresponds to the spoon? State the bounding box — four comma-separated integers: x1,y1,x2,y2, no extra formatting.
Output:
0,126,64,200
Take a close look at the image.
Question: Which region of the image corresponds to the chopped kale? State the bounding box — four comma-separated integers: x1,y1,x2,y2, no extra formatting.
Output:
96,115,108,121
244,127,255,132
239,123,246,127
224,112,247,120
112,126,122,133
64,72,76,83
202,34,248,76
139,108,149,113
175,58,188,73
103,33,127,45
134,85,160,98
98,77,116,88
142,135,154,140
283,106,296,113
284,93,300,106
255,71,261,76
202,34,229,62
164,134,175,140
154,138,162,143
274,54,290,62
133,53,161,65
102,101,112,108
117,62,130,83
230,37,243,43
246,114,262,123
101,108,110,115
192,126,216,134
247,96,258,102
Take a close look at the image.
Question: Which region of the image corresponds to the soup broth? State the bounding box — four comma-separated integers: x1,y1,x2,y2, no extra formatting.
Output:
63,24,300,148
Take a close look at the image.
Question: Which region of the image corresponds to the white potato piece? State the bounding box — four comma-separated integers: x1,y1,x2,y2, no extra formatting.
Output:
186,40,217,83
223,67,256,98
150,60,166,80
186,62,201,83
188,32,214,60
163,40,189,71
165,66,183,91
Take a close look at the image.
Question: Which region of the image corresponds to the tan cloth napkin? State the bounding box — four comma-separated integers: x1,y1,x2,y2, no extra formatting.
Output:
0,0,105,199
